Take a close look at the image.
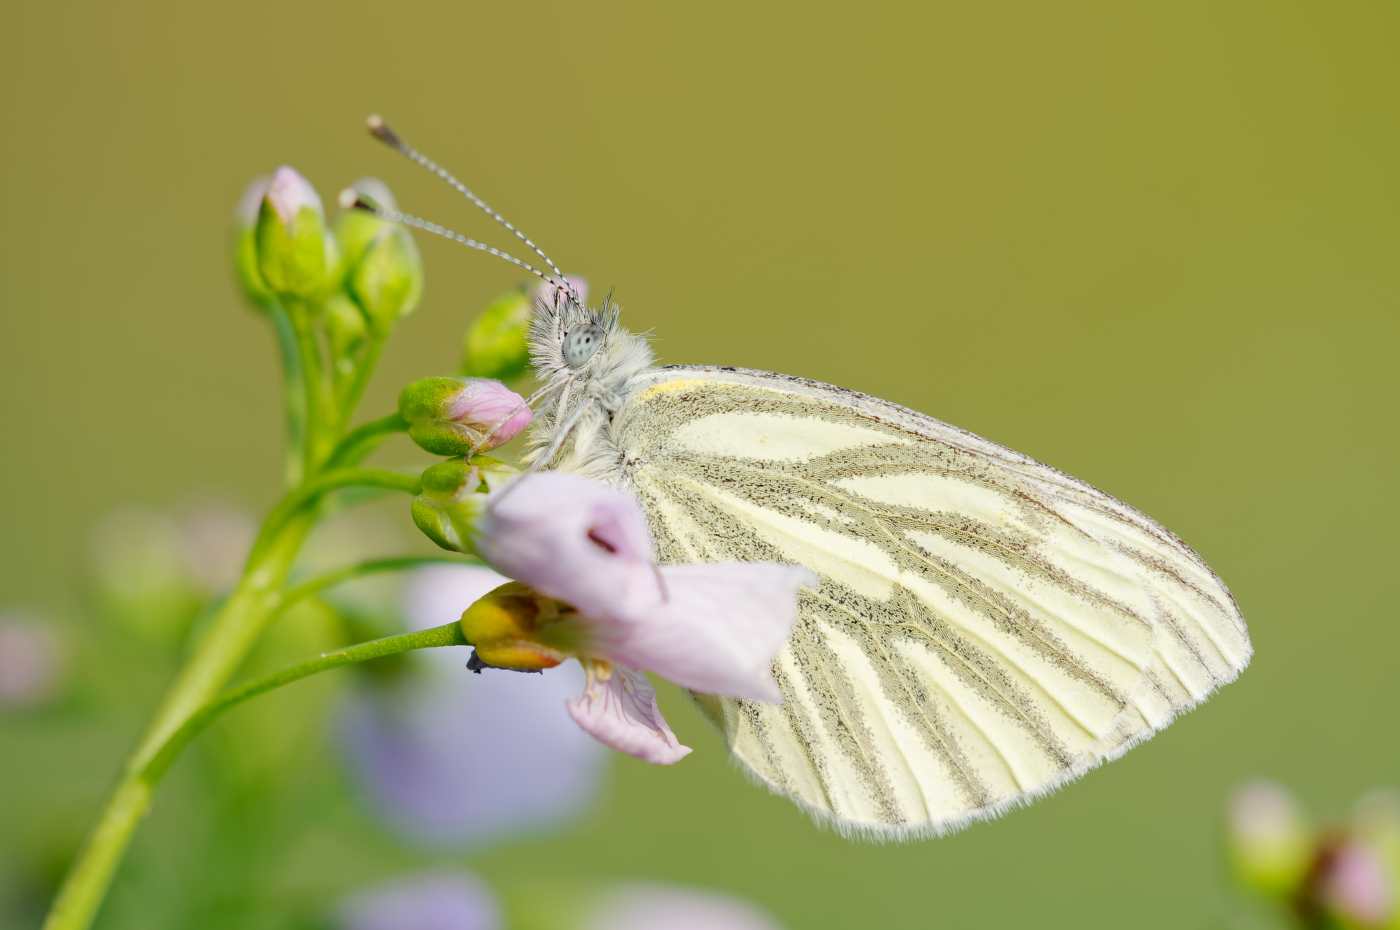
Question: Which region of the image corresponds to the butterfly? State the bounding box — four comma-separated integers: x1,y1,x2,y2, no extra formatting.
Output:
358,116,1251,840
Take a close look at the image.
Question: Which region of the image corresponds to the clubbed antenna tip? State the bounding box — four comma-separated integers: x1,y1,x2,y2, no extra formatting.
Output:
338,188,376,212
365,114,401,148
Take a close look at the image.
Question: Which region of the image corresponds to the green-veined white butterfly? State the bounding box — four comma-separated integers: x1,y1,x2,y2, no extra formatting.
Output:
356,116,1251,841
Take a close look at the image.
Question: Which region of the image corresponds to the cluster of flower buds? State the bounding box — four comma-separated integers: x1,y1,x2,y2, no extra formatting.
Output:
232,169,424,364
1228,780,1400,929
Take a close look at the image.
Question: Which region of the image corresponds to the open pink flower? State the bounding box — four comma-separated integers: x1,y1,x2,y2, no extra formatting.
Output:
458,472,814,765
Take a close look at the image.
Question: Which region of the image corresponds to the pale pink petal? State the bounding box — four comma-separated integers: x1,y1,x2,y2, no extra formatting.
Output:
235,176,272,228
266,165,324,229
598,563,815,703
565,663,691,765
476,472,659,622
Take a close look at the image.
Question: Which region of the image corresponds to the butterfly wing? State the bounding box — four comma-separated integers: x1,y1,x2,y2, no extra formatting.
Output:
608,365,1251,839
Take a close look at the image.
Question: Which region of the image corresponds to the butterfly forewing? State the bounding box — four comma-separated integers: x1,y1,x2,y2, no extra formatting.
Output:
607,366,1251,839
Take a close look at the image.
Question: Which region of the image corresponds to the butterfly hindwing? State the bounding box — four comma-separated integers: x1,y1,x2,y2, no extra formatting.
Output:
607,366,1251,839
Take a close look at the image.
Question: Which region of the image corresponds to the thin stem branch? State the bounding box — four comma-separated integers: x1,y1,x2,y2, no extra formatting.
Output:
248,468,421,566
143,622,469,783
278,555,481,615
267,302,306,487
334,329,389,435
325,412,408,470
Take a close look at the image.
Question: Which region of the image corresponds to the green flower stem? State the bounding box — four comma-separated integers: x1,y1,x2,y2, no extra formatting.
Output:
268,302,307,488
42,471,426,930
334,329,389,436
325,412,408,470
286,297,334,472
144,621,470,784
41,508,315,930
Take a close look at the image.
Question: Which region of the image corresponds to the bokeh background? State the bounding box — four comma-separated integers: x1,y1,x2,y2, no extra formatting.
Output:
2,2,1398,928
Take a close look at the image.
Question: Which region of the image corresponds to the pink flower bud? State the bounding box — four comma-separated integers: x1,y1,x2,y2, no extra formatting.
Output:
400,377,532,456
266,165,325,231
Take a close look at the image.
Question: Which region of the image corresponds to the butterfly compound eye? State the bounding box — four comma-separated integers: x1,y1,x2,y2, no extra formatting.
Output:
562,323,605,367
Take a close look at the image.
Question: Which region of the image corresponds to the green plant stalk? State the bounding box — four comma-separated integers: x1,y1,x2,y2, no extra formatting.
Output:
41,509,314,930
334,328,389,436
286,297,335,472
268,302,307,487
42,468,424,930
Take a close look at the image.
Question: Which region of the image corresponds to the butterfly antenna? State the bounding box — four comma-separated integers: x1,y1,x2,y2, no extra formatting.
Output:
340,190,557,288
365,115,581,304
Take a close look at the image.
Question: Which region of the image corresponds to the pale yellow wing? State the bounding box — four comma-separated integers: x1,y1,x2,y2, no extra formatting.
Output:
608,366,1251,840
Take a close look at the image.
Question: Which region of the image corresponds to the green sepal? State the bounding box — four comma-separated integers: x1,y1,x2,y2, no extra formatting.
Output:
398,377,462,423
462,285,533,381
407,421,477,457
399,377,474,456
411,497,463,552
417,458,485,503
255,200,336,300
233,226,277,312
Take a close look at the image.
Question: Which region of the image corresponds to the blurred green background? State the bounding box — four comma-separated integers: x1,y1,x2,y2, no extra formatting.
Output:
2,1,1398,928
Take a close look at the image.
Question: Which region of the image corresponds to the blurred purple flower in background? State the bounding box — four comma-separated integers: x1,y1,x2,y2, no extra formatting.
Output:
582,882,788,930
340,563,608,848
334,869,501,930
0,610,63,708
333,871,785,930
